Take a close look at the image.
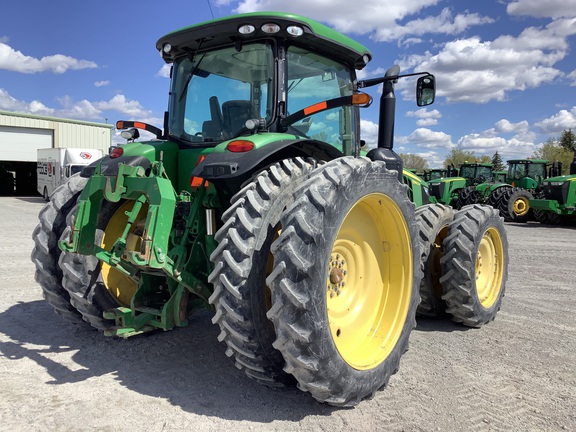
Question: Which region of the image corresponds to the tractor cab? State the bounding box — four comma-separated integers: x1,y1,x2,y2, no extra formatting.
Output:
459,163,493,186
157,13,373,158
506,159,549,189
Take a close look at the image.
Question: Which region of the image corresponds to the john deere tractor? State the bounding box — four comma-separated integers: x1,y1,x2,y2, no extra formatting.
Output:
427,162,493,207
485,158,562,222
529,152,576,225
31,12,508,406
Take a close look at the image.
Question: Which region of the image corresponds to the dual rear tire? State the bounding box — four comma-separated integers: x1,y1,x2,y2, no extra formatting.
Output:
416,203,508,326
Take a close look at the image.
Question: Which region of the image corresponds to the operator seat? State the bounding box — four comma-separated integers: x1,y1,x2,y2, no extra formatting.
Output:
222,100,253,137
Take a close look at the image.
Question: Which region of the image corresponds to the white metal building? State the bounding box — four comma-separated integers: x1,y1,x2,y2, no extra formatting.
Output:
0,110,112,195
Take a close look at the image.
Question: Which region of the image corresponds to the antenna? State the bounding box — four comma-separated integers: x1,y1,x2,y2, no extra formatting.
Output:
206,0,214,19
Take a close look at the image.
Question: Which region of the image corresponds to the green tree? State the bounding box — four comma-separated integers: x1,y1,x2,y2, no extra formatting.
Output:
443,149,491,168
559,129,576,152
399,153,429,171
532,137,573,174
491,151,505,171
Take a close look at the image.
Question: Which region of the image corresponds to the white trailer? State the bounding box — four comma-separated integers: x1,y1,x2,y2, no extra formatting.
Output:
37,148,103,200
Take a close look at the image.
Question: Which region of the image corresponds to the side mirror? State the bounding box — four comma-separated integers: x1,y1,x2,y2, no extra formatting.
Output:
416,74,436,106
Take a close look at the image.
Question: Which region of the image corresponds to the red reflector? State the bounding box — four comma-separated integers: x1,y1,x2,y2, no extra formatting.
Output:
191,155,209,188
110,147,124,158
227,140,254,152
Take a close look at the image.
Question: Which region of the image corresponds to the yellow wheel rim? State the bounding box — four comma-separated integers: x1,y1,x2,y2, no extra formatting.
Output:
100,201,147,306
513,196,529,216
475,227,505,308
326,193,412,371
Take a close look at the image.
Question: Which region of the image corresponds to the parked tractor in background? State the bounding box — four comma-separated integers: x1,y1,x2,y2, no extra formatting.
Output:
427,162,493,208
529,152,576,225
31,12,508,407
485,158,562,223
421,166,458,182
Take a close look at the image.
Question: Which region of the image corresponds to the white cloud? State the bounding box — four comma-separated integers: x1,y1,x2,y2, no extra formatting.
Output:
0,88,55,115
507,0,576,19
406,108,441,126
0,42,97,74
57,96,102,119
374,8,494,43
233,0,440,35
494,119,530,134
535,106,576,133
456,133,537,160
403,17,573,104
157,64,171,78
231,0,490,44
360,119,379,148
405,128,454,149
94,80,110,87
568,70,576,86
93,94,151,118
0,88,162,127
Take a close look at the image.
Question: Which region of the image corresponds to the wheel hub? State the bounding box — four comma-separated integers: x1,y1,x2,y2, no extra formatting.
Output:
327,254,346,297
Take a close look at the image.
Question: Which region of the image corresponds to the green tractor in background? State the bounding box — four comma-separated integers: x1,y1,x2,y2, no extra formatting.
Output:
427,162,494,208
529,152,576,225
31,12,508,407
481,158,562,223
421,166,458,182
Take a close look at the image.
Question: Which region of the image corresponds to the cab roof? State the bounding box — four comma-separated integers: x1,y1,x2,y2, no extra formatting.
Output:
156,12,372,70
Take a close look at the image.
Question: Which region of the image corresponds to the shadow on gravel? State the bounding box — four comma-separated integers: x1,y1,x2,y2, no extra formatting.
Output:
0,300,336,422
414,316,472,333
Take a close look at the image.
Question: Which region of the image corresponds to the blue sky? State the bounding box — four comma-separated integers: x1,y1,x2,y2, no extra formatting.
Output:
1,0,575,167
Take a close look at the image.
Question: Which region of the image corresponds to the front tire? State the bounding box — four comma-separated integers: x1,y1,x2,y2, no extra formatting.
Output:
440,204,508,327
267,157,420,407
499,187,533,222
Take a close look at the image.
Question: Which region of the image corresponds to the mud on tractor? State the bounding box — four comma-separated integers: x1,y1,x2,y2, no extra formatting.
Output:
31,12,508,406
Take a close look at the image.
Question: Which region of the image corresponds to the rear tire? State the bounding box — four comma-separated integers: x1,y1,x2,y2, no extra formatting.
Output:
208,157,318,386
267,157,420,407
455,186,479,209
440,204,508,327
31,175,87,324
415,204,454,317
59,200,145,331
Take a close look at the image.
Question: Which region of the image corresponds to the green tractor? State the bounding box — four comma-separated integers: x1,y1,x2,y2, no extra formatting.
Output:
31,12,508,406
529,152,576,225
427,162,493,207
421,166,458,182
486,158,562,223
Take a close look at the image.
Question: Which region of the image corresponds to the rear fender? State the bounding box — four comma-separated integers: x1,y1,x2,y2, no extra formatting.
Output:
191,138,343,183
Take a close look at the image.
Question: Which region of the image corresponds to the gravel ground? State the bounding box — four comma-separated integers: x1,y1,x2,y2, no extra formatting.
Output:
0,196,575,432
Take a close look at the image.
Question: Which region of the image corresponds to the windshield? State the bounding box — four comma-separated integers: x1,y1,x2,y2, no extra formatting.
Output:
70,165,85,176
286,46,355,152
169,42,274,144
459,165,475,179
475,166,492,179
526,163,546,180
509,163,526,180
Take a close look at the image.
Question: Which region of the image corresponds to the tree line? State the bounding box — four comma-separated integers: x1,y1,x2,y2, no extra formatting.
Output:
400,129,576,174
